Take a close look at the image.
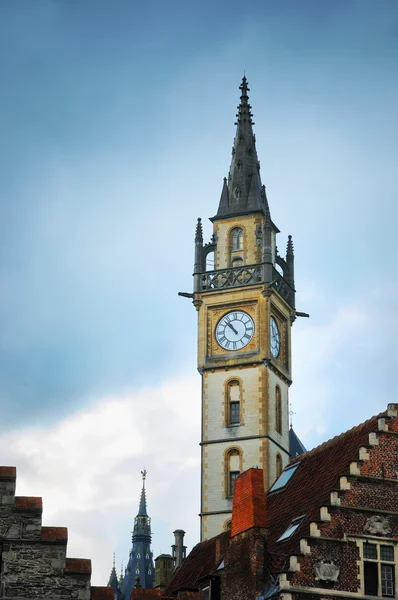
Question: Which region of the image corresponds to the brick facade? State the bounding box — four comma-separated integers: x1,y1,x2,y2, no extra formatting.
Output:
163,403,398,600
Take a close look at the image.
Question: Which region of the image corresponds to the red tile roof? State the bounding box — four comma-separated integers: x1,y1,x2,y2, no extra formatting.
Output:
91,587,115,600
164,409,388,594
131,588,162,600
164,531,230,596
265,414,381,571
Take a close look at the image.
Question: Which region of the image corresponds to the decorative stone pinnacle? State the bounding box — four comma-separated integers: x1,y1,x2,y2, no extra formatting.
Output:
195,217,203,242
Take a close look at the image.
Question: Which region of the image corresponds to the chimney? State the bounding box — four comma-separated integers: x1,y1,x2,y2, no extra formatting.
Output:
231,468,267,537
172,529,186,569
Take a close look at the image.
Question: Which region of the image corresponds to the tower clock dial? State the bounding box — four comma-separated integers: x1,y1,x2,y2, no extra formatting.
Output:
215,310,254,351
270,316,280,358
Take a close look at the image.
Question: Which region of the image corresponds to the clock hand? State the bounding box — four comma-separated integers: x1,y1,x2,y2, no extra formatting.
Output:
226,322,238,335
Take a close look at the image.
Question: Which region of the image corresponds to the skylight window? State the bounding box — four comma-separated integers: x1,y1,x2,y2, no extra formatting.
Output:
269,462,300,492
277,515,305,542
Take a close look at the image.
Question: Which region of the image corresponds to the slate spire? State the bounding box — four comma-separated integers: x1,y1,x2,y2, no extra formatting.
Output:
215,76,266,219
119,470,154,599
108,553,120,597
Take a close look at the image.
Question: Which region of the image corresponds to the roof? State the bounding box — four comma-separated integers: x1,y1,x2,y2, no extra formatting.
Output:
131,589,161,600
91,588,115,600
289,427,307,458
266,413,381,571
163,409,389,594
164,531,230,596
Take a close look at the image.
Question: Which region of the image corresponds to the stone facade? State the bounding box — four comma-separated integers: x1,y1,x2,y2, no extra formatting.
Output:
0,466,112,600
193,79,295,541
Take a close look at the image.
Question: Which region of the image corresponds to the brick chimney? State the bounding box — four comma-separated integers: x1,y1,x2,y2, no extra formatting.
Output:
231,468,267,537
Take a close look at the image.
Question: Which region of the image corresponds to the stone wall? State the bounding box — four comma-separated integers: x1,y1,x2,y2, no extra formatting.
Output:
0,466,112,600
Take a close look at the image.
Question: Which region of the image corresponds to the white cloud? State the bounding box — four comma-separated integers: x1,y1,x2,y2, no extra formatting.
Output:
0,372,201,585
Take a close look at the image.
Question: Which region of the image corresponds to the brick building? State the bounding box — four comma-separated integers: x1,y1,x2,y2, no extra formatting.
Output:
163,404,398,599
0,466,112,600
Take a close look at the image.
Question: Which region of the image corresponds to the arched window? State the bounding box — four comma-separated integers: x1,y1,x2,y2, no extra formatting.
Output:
275,385,282,434
276,453,283,478
224,519,232,531
226,448,241,497
227,380,241,426
231,228,243,252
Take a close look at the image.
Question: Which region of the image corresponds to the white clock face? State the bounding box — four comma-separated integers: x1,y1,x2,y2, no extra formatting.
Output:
270,316,280,358
215,310,255,351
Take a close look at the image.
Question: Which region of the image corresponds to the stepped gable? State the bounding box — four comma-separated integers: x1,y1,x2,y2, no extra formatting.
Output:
265,411,384,570
0,465,110,599
163,531,230,596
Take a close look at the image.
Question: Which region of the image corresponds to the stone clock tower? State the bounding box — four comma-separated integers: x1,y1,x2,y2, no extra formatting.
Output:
190,78,297,541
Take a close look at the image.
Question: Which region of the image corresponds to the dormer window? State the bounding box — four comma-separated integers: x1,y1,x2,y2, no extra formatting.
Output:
277,515,305,542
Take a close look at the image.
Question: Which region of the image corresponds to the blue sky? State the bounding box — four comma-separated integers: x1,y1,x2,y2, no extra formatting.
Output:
0,0,397,585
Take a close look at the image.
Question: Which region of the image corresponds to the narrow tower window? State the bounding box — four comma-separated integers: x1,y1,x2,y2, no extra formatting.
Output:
227,380,241,426
231,228,243,252
226,448,241,497
276,453,283,478
275,385,282,434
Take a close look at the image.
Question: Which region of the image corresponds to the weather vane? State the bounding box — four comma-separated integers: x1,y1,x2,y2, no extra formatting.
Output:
141,469,147,481
289,403,296,428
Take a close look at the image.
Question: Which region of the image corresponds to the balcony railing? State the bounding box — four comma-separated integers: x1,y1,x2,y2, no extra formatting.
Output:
200,264,262,291
199,263,294,307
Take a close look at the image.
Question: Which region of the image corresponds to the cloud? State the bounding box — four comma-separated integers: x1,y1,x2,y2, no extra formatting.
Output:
0,371,201,585
292,280,398,448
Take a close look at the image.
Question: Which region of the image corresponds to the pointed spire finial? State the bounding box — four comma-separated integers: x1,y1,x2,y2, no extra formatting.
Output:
113,552,116,569
195,218,203,243
287,234,294,256
141,469,147,487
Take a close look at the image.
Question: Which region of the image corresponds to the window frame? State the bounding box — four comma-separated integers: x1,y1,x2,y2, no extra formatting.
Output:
229,470,240,498
361,541,396,597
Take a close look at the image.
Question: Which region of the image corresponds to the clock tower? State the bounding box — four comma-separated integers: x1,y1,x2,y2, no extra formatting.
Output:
191,77,297,541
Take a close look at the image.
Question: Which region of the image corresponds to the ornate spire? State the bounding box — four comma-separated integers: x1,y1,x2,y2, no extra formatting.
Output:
215,76,266,219
137,469,148,517
108,552,120,592
119,471,154,598
195,218,203,243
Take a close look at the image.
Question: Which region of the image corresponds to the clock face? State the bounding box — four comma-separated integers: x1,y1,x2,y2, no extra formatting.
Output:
270,316,280,358
215,310,255,351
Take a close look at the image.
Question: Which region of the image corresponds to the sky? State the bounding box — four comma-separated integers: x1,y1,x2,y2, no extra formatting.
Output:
0,0,397,586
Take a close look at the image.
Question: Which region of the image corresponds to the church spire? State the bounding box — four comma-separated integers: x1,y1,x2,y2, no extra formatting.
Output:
119,470,154,598
215,76,266,219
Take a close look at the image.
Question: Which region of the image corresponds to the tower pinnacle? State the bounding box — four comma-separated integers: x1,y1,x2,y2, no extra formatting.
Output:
215,76,266,219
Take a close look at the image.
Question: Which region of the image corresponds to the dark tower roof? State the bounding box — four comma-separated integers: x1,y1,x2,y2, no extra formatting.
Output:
289,427,307,459
120,470,154,599
108,553,120,596
215,76,267,220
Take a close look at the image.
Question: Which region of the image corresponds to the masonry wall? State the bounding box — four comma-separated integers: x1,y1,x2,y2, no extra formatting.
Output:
0,466,112,600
